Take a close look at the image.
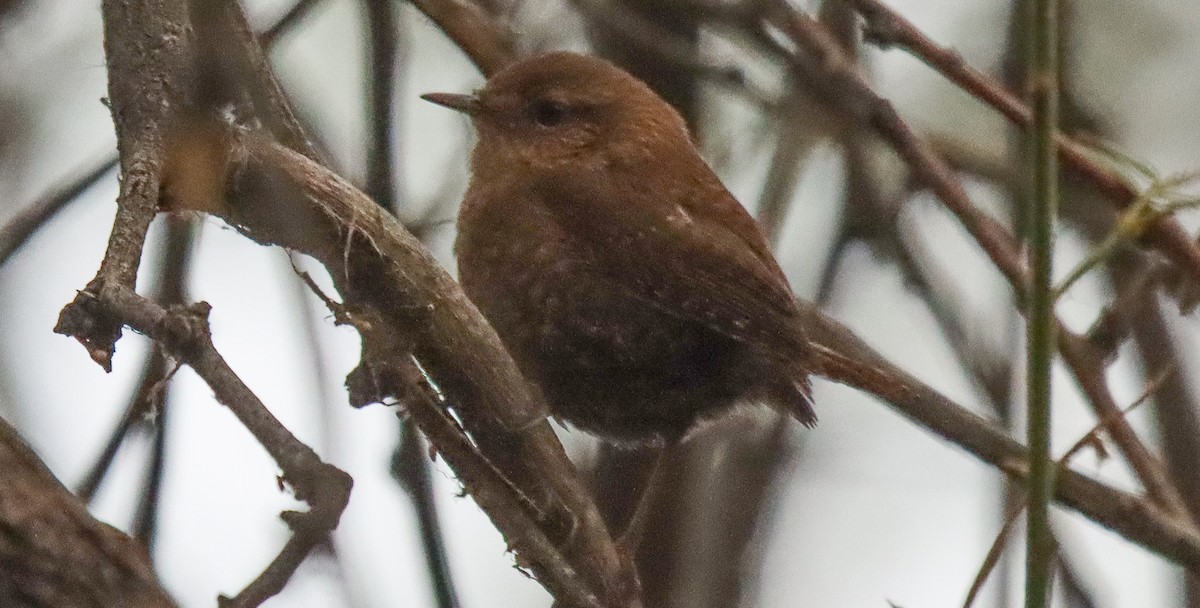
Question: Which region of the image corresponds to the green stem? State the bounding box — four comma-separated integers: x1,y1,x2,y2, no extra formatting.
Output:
1025,0,1059,605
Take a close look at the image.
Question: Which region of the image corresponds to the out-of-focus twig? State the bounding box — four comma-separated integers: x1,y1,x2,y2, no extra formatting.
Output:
767,6,1191,521
260,0,325,47
1110,249,1200,607
391,421,462,608
361,4,460,604
963,497,1025,608
843,0,1200,294
129,215,193,545
0,0,322,272
0,155,116,266
577,0,742,123
190,0,318,160
364,0,401,212
797,302,1200,570
409,0,518,76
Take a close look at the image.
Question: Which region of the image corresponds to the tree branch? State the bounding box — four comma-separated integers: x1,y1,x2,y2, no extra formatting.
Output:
0,415,177,608
172,126,636,606
843,0,1200,295
769,6,1190,519
409,0,518,76
54,3,352,606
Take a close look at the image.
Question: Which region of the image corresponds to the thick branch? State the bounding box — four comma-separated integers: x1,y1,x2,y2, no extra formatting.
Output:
0,416,176,608
56,0,194,371
801,307,1200,571
396,361,602,608
55,4,353,606
55,287,353,608
175,127,634,606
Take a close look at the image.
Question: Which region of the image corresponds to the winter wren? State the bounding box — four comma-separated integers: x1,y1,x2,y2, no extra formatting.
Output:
422,52,816,445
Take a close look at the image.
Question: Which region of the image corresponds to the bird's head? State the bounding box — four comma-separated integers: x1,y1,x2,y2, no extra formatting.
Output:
421,52,694,174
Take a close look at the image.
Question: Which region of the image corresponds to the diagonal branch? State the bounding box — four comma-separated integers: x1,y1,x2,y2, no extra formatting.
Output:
843,0,1200,293
56,289,352,608
409,0,518,76
198,121,1200,575
55,2,352,607
769,7,1191,520
176,126,636,606
799,306,1200,570
0,416,177,608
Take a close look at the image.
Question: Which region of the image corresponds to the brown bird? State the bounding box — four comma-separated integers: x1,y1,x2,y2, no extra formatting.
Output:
422,52,815,446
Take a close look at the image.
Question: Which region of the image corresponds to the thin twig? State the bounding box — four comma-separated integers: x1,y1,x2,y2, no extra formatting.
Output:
361,7,460,588
130,215,193,545
391,421,463,608
409,0,518,76
59,288,353,608
364,0,400,212
756,94,819,247
574,0,746,103
206,128,637,605
0,155,116,266
964,367,1166,608
843,0,1200,292
964,497,1026,608
768,7,1191,520
75,344,170,502
260,0,325,47
1110,251,1200,526
797,304,1200,571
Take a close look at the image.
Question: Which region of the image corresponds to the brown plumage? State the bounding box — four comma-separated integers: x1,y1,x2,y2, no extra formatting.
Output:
423,52,815,445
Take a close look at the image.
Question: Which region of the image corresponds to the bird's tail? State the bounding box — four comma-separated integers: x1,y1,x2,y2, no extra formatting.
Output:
768,370,817,428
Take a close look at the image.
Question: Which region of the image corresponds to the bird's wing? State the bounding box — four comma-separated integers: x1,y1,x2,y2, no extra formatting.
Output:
534,165,806,356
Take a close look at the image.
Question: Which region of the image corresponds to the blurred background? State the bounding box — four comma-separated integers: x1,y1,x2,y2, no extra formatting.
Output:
2,0,1199,606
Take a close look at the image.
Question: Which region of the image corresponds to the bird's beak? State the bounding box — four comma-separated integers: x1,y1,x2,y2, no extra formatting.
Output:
420,92,482,115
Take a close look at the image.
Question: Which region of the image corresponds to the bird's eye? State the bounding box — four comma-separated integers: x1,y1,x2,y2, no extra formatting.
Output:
531,100,569,127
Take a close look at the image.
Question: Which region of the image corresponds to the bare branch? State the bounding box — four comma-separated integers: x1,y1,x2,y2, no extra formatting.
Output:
844,0,1200,296
0,155,116,266
769,7,1190,519
801,306,1200,570
0,415,177,608
409,0,518,76
176,127,637,605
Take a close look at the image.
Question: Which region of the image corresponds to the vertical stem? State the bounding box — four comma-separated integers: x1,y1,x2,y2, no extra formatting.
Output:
364,0,399,212
1025,0,1059,606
